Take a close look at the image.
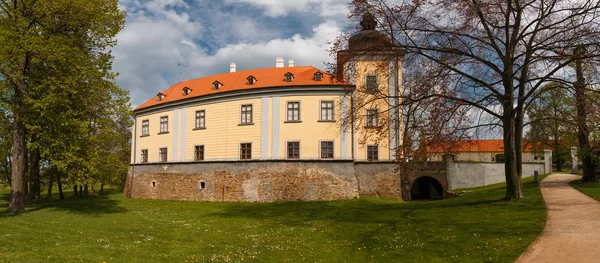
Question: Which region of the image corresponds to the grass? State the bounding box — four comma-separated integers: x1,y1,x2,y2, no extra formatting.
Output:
0,176,547,263
570,179,600,200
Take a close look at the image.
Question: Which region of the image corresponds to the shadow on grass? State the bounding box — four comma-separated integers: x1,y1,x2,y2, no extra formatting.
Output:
208,179,542,224
0,190,127,218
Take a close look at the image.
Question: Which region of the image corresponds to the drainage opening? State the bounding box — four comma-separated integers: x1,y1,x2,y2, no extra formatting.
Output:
410,176,444,200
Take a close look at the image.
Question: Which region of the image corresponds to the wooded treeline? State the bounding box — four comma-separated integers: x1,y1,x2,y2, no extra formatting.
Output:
0,0,130,212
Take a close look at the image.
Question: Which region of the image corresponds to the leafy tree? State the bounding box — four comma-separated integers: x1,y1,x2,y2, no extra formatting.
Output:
526,84,576,171
0,0,125,212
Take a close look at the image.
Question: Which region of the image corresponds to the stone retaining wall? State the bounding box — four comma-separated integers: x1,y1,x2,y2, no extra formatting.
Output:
126,161,367,202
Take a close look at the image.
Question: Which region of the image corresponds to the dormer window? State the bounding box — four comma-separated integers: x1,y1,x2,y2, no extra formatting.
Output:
314,72,323,81
183,86,192,95
247,76,256,85
284,72,294,82
157,92,165,101
212,81,222,90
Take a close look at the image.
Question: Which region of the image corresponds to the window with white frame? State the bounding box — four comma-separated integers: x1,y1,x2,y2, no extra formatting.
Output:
320,101,334,121
287,102,300,121
195,110,205,129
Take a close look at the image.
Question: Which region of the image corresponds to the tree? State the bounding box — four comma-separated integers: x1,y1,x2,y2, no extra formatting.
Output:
0,0,125,212
334,0,600,200
526,83,576,172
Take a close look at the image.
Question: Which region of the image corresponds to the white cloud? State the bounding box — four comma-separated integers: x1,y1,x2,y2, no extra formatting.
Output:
112,0,345,107
224,0,348,17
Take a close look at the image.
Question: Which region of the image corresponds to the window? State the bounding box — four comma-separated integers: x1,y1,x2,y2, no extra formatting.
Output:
240,104,253,124
287,102,300,121
287,142,300,159
141,120,149,136
314,72,323,81
366,109,378,128
367,145,378,161
495,154,505,163
284,72,294,82
194,145,204,161
159,116,168,133
320,141,334,159
320,101,334,121
240,143,252,160
195,110,205,129
247,76,256,85
157,92,165,101
141,149,148,163
183,86,192,95
213,81,222,90
159,148,167,162
366,75,378,91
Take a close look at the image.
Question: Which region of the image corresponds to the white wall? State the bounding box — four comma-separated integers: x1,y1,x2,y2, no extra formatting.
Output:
447,161,546,190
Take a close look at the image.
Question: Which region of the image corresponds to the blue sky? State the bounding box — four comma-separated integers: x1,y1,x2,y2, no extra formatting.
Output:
113,0,352,107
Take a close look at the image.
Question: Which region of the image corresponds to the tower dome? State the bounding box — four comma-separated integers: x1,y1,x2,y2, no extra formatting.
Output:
348,11,393,50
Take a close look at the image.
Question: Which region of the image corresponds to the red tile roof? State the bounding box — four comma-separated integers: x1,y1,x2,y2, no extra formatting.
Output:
134,66,349,111
427,139,537,153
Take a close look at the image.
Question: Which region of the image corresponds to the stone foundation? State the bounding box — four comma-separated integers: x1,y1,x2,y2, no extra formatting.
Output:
354,162,402,198
126,161,371,202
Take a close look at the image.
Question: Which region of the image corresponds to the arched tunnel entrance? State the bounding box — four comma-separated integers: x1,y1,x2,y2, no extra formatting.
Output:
410,176,444,200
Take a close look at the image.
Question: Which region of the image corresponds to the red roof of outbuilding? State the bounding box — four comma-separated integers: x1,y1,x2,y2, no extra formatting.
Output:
427,139,537,153
134,66,348,111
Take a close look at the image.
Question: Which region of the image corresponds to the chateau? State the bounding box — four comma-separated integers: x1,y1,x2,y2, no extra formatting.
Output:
125,12,411,201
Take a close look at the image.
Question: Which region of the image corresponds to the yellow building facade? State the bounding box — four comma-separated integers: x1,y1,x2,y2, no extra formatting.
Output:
126,11,407,202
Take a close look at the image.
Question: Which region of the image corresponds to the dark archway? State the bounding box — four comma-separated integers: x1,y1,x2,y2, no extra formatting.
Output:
410,176,444,200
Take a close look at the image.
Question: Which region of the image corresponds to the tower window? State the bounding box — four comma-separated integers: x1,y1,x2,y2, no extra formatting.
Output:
366,75,378,92
284,72,294,82
314,72,323,81
366,109,379,128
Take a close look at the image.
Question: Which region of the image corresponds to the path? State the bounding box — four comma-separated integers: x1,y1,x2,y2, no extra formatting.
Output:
515,174,600,263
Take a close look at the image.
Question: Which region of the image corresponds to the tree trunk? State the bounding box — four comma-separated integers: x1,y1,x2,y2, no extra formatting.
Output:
46,172,53,201
554,139,561,172
574,46,597,182
100,183,104,195
28,146,41,203
7,117,26,212
503,102,523,200
57,175,64,200
79,185,83,197
73,184,78,196
83,184,89,198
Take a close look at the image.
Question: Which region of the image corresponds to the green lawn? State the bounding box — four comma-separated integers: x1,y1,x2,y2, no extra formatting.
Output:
0,177,546,263
570,179,600,200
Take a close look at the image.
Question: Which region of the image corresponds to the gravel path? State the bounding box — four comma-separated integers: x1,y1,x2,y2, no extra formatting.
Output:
515,174,600,263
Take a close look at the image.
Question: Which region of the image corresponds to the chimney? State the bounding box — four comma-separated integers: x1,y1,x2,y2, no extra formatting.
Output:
230,62,236,73
276,57,284,68
288,58,294,67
